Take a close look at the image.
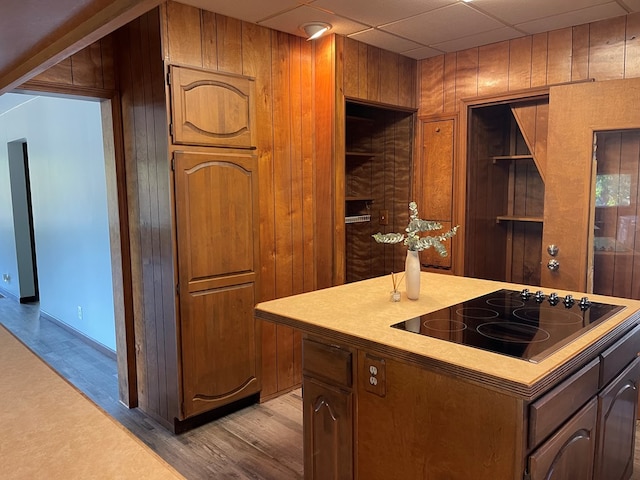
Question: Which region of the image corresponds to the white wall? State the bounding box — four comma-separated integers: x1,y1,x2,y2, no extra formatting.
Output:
0,93,116,351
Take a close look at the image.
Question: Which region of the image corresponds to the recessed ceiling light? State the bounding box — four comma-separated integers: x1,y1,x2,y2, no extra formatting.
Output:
300,22,332,40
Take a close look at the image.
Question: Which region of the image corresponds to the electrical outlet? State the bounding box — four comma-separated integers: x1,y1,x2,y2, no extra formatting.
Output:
77,306,83,320
2,273,9,283
364,353,386,397
379,209,389,225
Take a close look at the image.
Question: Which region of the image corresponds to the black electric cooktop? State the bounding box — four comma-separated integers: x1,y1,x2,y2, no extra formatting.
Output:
391,289,625,363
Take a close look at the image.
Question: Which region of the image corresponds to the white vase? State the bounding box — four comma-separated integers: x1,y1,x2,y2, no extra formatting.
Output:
405,249,421,300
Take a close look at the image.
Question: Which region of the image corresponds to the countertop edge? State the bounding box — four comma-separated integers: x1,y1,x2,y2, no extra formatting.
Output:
255,307,640,400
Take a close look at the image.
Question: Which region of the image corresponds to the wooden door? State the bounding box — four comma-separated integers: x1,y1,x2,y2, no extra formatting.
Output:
418,118,455,270
173,150,260,419
593,357,640,480
542,78,640,291
527,397,597,480
303,377,353,480
169,65,256,149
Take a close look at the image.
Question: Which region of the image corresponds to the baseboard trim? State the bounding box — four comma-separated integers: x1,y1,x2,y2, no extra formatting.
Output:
0,287,18,302
39,311,117,361
172,392,261,434
260,383,302,403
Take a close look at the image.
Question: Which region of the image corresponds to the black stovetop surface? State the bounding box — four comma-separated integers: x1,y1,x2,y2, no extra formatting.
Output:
390,289,625,363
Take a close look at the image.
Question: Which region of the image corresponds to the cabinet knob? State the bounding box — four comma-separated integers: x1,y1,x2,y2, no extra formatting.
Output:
547,244,559,256
563,295,575,308
547,259,560,272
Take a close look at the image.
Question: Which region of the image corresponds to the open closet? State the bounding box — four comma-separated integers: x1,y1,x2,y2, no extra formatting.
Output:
464,97,548,286
344,101,413,283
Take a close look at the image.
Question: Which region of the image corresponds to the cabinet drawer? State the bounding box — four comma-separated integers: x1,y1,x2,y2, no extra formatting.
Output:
599,324,640,388
303,338,352,388
528,358,600,448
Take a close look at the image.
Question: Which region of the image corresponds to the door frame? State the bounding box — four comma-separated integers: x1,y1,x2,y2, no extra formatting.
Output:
456,87,550,277
16,81,137,407
7,140,39,302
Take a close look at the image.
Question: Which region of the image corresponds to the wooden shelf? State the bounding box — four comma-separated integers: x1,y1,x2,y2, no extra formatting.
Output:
346,115,374,124
346,151,375,158
496,215,543,223
345,215,371,224
492,154,534,163
346,196,373,202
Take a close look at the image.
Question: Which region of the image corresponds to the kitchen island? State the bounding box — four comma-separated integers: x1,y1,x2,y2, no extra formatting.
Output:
255,273,640,480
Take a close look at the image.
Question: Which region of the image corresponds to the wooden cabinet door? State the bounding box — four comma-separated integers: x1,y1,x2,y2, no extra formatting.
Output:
169,65,256,148
528,397,597,480
174,150,260,419
542,77,640,291
303,377,353,480
418,118,455,271
593,357,640,480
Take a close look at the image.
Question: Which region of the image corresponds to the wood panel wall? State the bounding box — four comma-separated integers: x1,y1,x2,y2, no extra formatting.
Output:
420,13,640,117
418,12,640,275
114,10,178,427
313,34,337,291
22,36,116,92
341,36,416,109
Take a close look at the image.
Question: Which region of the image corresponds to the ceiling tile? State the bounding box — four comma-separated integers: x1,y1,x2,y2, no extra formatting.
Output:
175,0,639,60
515,2,627,34
623,0,640,11
432,26,524,52
178,0,303,24
471,0,613,25
380,3,507,46
258,4,369,37
400,45,447,60
348,28,425,53
312,0,457,27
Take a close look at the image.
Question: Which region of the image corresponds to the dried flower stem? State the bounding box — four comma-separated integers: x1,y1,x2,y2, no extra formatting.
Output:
391,271,405,292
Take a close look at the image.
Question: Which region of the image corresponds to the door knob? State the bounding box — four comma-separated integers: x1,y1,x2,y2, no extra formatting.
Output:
547,244,559,256
547,259,560,271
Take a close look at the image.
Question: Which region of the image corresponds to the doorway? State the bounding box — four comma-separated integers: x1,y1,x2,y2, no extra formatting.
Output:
0,91,132,404
464,98,547,285
344,101,413,283
7,140,38,302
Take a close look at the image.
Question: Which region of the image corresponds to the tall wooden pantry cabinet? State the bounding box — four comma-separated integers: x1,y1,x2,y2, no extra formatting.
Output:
115,10,260,431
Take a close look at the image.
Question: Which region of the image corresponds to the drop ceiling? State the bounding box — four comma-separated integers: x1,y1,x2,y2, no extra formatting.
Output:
1,0,639,96
180,0,640,59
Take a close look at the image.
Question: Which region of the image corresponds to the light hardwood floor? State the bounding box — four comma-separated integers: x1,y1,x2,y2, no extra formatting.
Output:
1,294,640,479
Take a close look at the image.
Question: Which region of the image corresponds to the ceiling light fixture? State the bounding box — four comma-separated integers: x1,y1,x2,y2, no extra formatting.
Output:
301,22,332,40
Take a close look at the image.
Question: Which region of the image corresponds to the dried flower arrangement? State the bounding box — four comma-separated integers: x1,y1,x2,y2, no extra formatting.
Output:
372,202,459,255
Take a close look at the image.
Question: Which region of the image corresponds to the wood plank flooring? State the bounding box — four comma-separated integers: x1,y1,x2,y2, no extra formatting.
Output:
0,296,303,480
2,294,640,479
